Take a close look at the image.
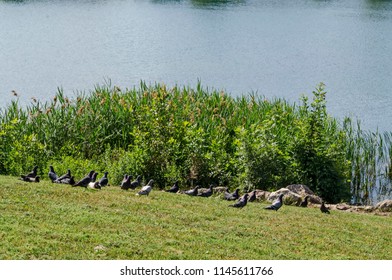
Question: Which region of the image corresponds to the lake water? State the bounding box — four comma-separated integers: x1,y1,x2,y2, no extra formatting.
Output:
1,0,392,132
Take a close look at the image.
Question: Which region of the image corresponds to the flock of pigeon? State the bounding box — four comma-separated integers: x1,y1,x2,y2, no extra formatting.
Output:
19,165,331,214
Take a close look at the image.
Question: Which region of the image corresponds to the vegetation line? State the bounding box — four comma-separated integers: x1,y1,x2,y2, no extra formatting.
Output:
1,82,391,204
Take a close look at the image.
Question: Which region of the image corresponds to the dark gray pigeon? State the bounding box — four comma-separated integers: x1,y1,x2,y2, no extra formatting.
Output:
24,165,38,178
224,188,239,201
184,185,200,196
48,165,58,182
130,175,142,190
320,201,330,214
137,179,154,196
56,169,71,183
198,184,214,197
90,172,98,183
265,194,284,211
248,190,256,202
229,193,249,208
72,170,95,187
20,175,40,183
120,175,131,190
98,172,109,187
165,180,179,193
300,195,309,207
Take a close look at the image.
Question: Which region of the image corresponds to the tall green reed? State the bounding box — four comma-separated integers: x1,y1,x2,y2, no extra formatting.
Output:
0,82,390,204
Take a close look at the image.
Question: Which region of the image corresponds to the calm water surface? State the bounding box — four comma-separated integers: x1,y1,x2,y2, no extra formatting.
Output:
1,0,392,131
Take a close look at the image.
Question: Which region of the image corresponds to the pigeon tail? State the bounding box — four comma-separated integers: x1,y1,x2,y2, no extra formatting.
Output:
264,205,278,211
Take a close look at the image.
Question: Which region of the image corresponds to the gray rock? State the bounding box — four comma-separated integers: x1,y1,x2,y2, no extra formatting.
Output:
375,200,392,212
286,184,315,196
213,186,227,194
268,188,301,206
335,203,351,211
254,190,271,201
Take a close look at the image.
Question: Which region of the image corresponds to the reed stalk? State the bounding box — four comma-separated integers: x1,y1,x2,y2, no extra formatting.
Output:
0,82,390,204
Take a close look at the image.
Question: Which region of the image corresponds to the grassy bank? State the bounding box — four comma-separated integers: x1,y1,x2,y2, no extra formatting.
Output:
1,82,392,204
0,175,391,260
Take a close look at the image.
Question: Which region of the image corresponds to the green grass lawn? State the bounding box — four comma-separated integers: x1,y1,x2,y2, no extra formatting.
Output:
0,175,391,260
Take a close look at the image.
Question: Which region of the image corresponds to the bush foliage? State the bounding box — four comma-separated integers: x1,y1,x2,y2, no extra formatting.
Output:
1,82,389,203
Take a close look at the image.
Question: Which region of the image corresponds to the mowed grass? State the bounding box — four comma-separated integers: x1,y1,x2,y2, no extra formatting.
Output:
0,175,391,260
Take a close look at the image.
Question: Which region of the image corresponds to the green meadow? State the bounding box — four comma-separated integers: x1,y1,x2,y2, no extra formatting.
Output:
0,176,391,260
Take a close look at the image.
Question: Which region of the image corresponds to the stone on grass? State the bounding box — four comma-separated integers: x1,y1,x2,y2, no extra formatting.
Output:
286,184,315,196
375,200,392,212
267,188,301,206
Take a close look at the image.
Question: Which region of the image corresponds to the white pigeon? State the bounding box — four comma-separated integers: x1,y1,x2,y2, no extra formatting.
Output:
137,179,154,196
87,181,101,190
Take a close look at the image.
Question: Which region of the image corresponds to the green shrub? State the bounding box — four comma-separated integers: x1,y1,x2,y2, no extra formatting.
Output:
0,82,388,204
291,83,351,203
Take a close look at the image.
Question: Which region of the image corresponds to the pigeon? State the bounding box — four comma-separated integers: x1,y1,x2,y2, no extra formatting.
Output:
300,195,309,207
56,169,71,183
224,188,240,201
198,184,214,197
98,171,109,187
20,175,40,183
247,190,257,202
165,180,179,193
184,185,200,196
59,176,75,185
120,175,131,190
137,179,154,196
72,170,95,187
87,172,99,189
48,165,58,182
87,181,101,190
229,193,249,208
223,187,231,198
24,165,38,178
265,194,284,211
320,201,330,214
130,175,142,190
90,172,98,183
